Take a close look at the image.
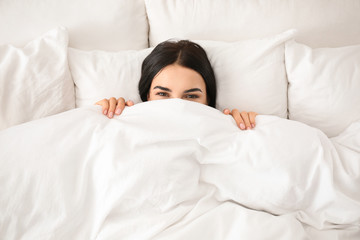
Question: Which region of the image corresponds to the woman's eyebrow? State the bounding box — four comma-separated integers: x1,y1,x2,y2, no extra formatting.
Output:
153,86,172,92
184,88,203,93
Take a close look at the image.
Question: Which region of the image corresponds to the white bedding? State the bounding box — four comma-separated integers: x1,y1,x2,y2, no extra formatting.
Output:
0,99,359,240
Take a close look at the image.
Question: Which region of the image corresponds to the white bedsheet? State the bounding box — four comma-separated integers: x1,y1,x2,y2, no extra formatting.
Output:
0,99,359,240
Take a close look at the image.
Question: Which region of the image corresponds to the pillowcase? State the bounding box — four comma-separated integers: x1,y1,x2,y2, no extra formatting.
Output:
0,27,75,131
68,47,153,107
145,0,360,48
69,30,295,118
0,0,148,51
285,40,360,137
198,29,295,117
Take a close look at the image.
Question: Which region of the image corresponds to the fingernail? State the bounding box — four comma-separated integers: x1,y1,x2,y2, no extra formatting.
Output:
108,112,113,118
115,108,121,115
247,127,250,130
251,124,255,128
240,123,245,129
103,109,108,115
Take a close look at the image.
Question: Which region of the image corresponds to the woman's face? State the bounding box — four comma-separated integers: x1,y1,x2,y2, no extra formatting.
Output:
147,64,208,105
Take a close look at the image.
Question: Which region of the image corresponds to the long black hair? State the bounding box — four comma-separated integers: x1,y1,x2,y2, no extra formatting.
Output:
138,40,217,107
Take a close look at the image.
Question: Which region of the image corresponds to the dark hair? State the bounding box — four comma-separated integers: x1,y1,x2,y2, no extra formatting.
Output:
138,40,217,107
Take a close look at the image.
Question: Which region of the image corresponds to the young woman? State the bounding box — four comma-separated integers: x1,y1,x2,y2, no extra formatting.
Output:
96,40,257,130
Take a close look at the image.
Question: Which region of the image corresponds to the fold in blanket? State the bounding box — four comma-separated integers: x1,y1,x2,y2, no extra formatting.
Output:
0,99,359,240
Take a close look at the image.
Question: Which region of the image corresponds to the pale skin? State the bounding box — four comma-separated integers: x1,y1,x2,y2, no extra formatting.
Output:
96,64,257,130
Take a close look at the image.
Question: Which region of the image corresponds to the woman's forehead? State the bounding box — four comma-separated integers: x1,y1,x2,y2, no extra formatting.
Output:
152,64,205,88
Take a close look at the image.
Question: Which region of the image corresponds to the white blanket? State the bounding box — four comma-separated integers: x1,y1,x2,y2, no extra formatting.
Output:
0,99,359,240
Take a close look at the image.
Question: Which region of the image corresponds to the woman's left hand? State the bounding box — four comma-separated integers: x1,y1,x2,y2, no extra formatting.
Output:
223,109,258,130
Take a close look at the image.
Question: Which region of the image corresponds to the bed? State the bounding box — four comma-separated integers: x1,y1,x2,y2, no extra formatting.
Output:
0,0,359,239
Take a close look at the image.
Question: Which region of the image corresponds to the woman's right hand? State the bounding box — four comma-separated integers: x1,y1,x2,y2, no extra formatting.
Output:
95,97,134,118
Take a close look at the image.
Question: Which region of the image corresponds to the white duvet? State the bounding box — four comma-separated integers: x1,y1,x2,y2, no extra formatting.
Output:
0,99,359,240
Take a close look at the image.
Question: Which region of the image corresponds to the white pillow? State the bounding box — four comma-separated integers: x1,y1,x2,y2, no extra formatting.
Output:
285,40,360,137
69,30,295,118
68,47,153,107
0,27,75,131
0,0,148,51
145,0,360,48
199,29,295,117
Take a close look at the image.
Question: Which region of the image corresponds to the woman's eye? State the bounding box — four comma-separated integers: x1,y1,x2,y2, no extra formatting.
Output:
186,95,199,99
156,92,168,97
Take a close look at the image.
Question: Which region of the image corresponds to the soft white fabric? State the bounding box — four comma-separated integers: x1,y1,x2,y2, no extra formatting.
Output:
69,30,294,118
0,27,74,131
68,47,152,107
0,99,359,239
145,0,360,48
285,40,360,138
198,29,294,117
0,0,148,51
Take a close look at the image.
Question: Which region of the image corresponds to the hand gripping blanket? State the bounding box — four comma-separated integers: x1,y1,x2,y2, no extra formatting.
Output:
0,99,359,240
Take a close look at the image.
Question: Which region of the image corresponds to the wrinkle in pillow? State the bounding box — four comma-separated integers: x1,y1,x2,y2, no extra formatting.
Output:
0,27,75,130
286,40,360,137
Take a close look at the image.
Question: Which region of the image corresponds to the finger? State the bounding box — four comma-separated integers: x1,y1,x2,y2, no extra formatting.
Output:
115,98,125,115
231,109,246,130
126,100,134,106
223,108,230,115
249,112,258,128
95,99,109,115
240,111,252,130
108,97,117,118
